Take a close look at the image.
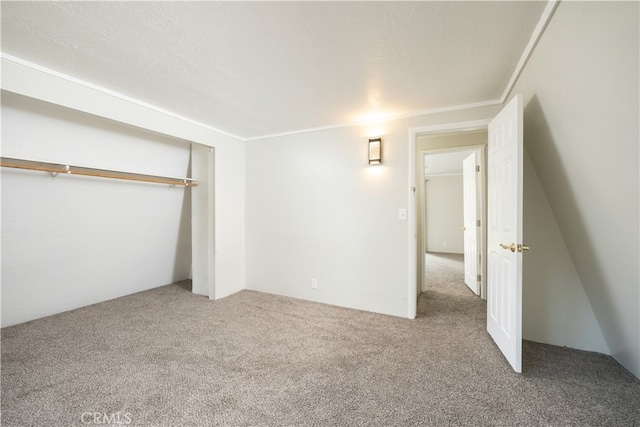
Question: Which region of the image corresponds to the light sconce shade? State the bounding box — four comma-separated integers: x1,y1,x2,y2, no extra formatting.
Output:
368,138,382,165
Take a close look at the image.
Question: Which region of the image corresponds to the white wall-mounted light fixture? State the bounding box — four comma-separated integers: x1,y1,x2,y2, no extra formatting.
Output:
368,138,382,165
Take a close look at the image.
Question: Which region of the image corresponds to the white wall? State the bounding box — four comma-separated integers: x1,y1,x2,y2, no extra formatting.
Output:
523,151,608,354
1,92,191,325
512,1,639,377
425,175,463,254
245,105,501,318
1,57,246,324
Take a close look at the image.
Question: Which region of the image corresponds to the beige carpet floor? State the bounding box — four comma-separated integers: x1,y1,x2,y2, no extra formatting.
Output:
2,260,639,426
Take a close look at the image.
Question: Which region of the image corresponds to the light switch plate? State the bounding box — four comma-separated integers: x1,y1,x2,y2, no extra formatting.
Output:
399,208,407,221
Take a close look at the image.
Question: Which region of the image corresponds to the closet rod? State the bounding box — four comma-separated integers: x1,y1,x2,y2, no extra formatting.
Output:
0,157,198,187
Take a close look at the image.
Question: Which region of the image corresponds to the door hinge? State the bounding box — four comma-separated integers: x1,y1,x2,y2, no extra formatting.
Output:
476,220,481,227
477,274,482,282
476,165,480,172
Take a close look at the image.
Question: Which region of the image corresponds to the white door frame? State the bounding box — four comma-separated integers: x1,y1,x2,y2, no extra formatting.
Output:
408,119,491,319
191,143,216,300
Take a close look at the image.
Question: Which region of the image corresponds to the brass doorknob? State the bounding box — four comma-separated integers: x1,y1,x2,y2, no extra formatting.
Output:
500,243,530,253
500,243,516,252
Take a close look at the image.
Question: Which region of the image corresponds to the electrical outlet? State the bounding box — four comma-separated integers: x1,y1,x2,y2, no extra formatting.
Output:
310,278,318,289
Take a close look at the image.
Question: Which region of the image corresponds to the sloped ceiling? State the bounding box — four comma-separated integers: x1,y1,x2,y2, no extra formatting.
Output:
1,1,548,140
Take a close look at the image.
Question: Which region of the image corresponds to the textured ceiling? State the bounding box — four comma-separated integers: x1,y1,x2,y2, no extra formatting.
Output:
1,1,548,140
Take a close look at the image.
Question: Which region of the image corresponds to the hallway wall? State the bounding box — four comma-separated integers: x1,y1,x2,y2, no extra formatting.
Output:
425,175,464,254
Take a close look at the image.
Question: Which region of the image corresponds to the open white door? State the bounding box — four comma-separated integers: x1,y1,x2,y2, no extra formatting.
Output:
487,94,525,373
463,152,480,295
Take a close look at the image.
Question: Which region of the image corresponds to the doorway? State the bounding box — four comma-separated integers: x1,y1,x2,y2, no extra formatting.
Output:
423,144,486,299
423,147,483,298
408,120,490,319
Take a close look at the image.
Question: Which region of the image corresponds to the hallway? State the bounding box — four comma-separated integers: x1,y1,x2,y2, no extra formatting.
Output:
419,252,483,318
